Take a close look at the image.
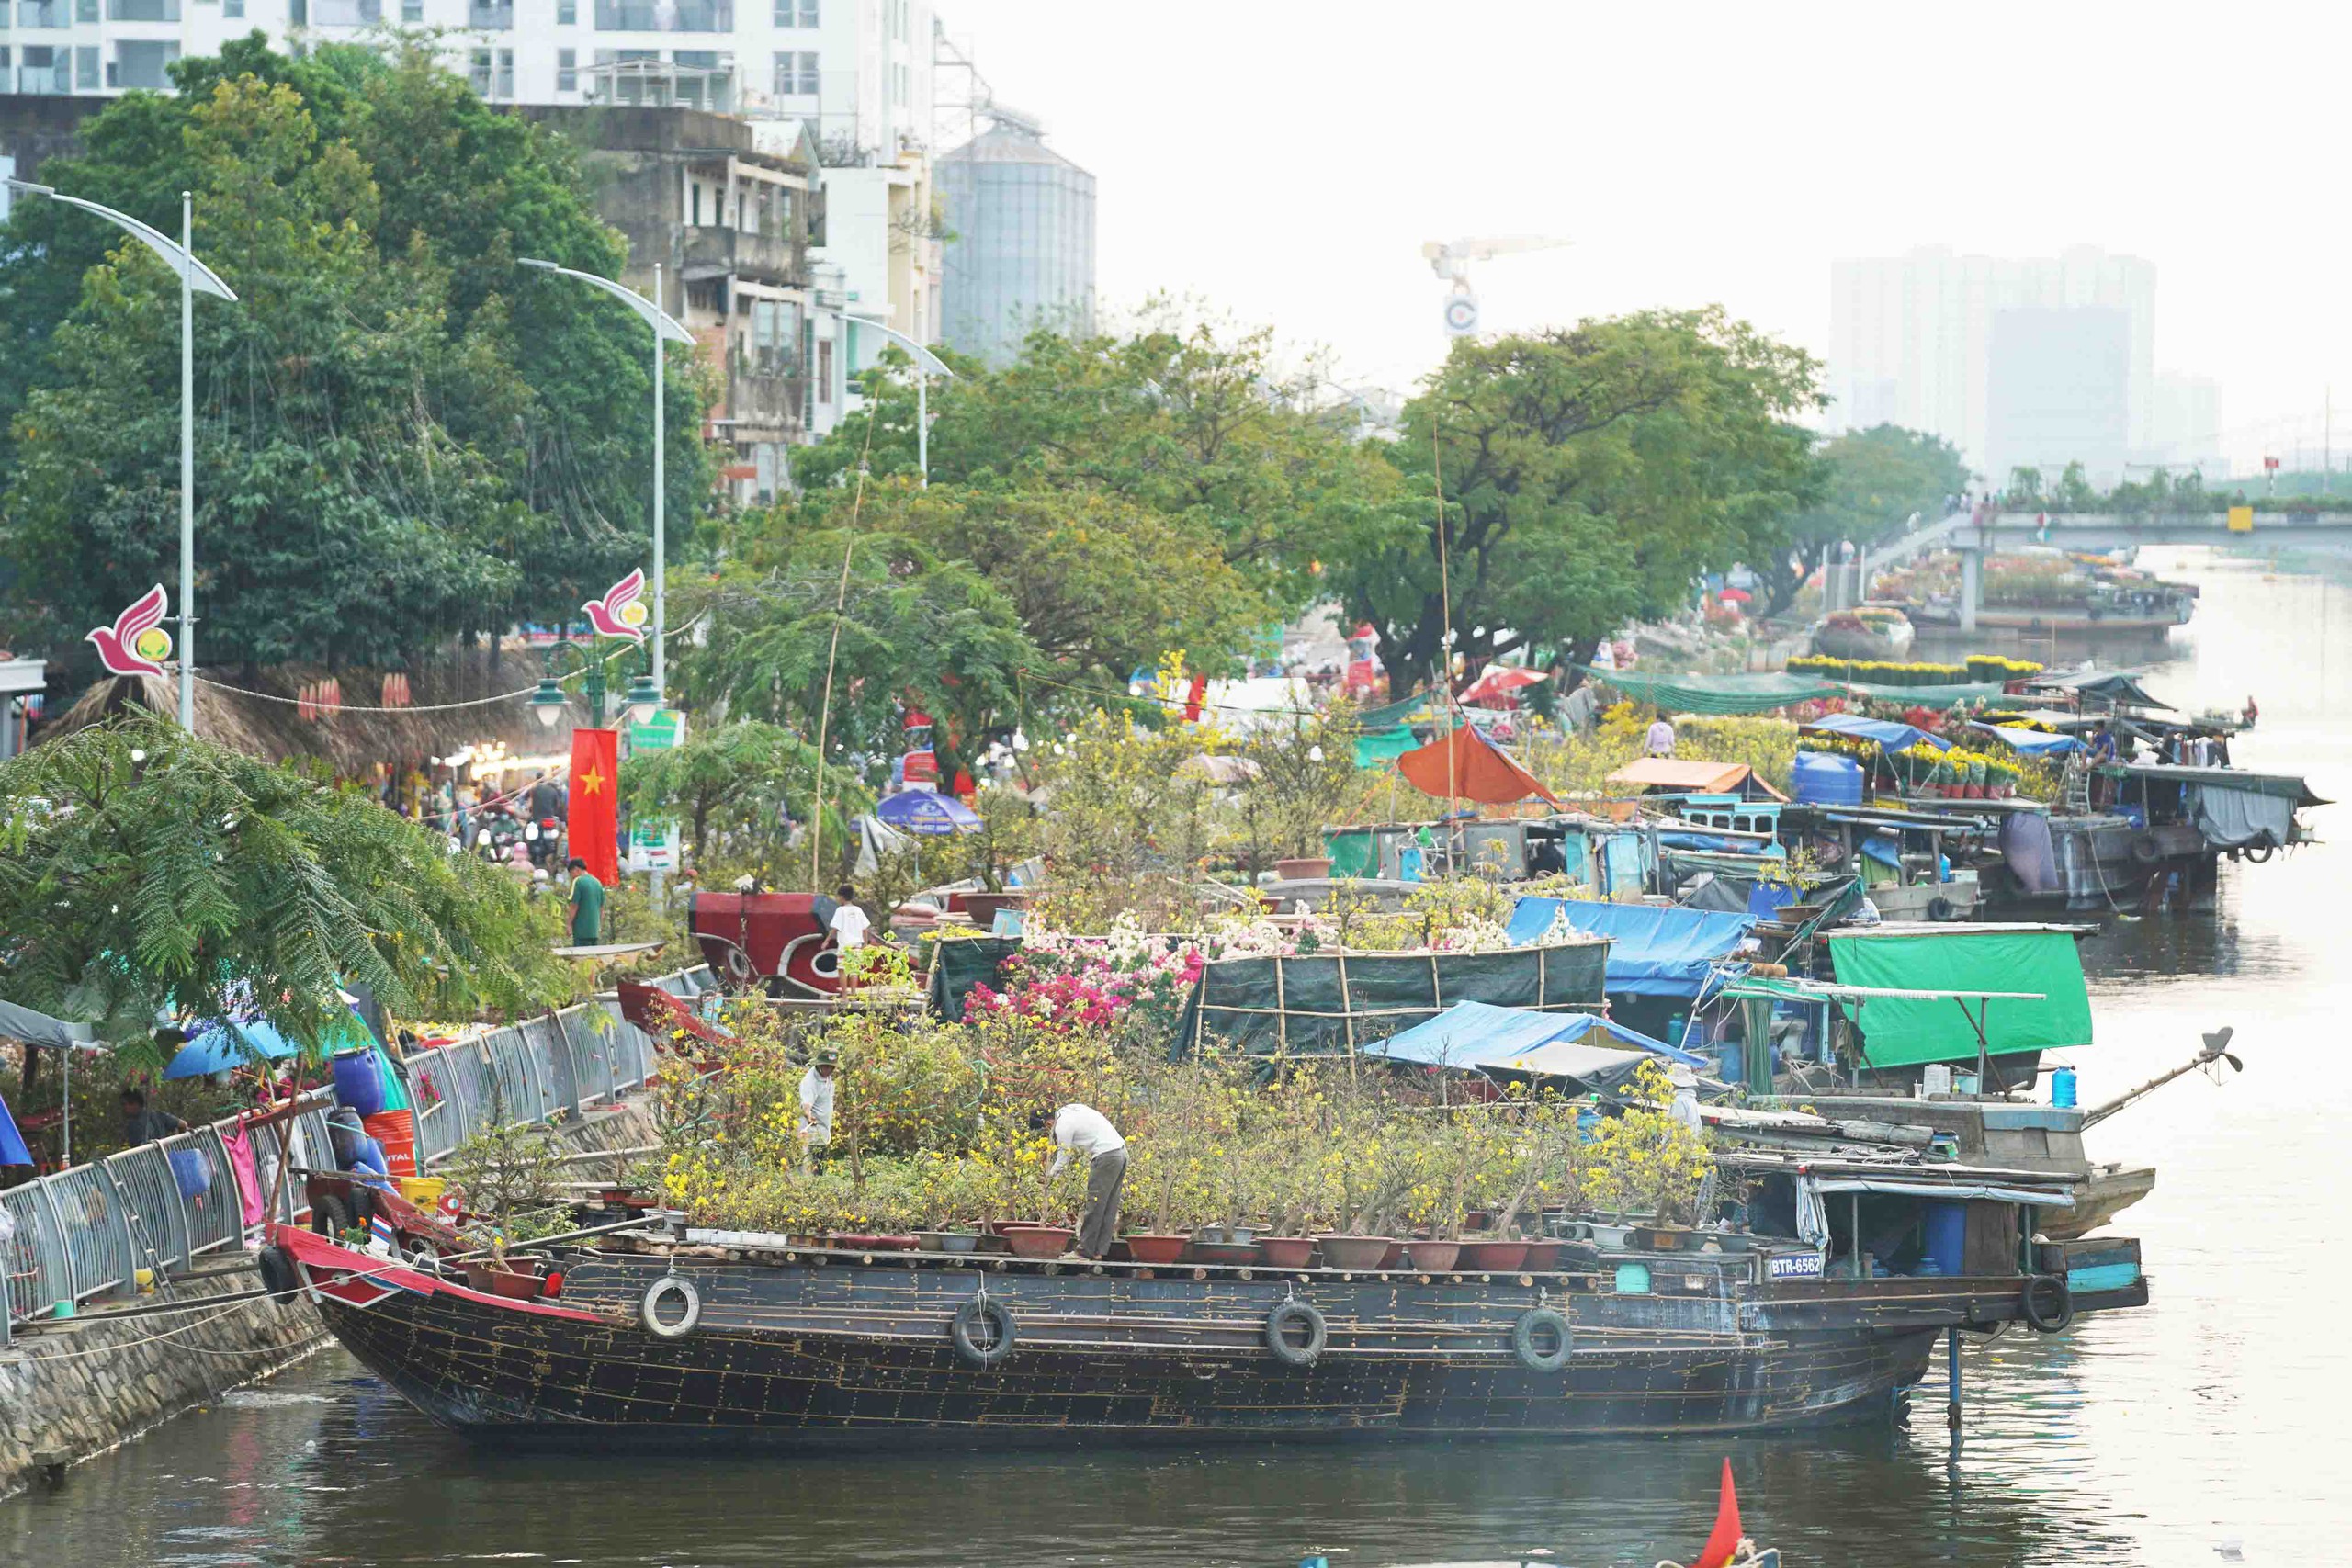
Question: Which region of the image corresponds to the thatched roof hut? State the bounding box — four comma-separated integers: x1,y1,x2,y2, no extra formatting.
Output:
43,652,560,782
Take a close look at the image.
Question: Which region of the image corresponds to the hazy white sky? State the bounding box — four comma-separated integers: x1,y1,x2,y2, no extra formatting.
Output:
940,1,2349,473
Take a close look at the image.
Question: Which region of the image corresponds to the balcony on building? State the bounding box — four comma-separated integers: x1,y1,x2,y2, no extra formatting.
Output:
593,0,731,30
582,58,735,113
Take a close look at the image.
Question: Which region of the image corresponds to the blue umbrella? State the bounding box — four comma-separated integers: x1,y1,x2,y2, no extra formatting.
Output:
163,1019,302,1079
876,788,981,836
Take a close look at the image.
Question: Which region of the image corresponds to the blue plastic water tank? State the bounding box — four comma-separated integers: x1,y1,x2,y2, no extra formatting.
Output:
1922,1201,1967,1277
1792,750,1865,806
2052,1066,2078,1108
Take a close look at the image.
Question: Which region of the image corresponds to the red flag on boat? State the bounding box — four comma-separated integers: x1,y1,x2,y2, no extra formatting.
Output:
1692,1457,1744,1568
568,727,621,888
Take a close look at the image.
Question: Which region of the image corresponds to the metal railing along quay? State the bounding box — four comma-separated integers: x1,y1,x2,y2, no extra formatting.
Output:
2,966,715,1340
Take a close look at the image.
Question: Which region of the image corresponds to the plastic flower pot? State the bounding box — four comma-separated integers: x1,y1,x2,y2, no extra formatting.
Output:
1257,1236,1316,1269
1122,1234,1189,1265
1001,1225,1076,1258
1455,1240,1530,1271
1314,1235,1395,1270
1273,856,1333,881
830,1234,919,1251
1187,1240,1261,1267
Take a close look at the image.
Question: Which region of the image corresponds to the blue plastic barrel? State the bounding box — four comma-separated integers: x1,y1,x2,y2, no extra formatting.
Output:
1792,750,1865,806
331,1047,387,1117
1719,1042,1744,1085
2052,1066,2078,1109
1922,1201,1967,1278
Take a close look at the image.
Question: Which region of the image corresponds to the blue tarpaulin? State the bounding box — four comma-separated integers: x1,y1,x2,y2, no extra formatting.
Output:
1801,713,1951,753
1507,897,1755,997
1971,722,2085,758
1363,1000,1708,1084
0,1091,31,1168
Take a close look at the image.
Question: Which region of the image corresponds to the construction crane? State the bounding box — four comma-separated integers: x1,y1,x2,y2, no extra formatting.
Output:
1422,235,1572,338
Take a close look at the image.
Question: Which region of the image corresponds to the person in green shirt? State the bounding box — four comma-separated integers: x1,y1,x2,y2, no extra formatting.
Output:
566,857,605,947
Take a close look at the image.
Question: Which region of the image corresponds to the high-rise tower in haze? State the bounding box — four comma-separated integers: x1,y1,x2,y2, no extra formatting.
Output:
1828,245,2157,485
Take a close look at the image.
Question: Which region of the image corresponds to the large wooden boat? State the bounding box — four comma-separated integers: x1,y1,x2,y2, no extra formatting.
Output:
271,1218,2146,1450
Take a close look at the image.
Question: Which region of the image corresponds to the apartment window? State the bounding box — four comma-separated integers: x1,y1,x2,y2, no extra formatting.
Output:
108,0,180,16
556,0,573,18
469,47,491,96
468,0,514,25
74,41,92,86
113,38,175,87
556,46,575,91
689,181,701,228
76,0,96,20
772,48,814,96
772,0,813,23
18,2,63,28
397,0,416,16
816,336,832,403
225,0,243,13
495,47,513,96
594,0,727,28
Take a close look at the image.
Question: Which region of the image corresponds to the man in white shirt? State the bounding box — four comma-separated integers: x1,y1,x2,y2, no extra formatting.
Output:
1031,1103,1127,1259
798,1049,838,1163
828,884,871,949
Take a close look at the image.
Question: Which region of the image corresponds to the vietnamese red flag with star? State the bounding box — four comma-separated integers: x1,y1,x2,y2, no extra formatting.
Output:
568,727,620,887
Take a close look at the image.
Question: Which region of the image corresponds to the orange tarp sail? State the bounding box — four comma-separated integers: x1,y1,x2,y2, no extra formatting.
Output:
1604,757,1789,802
1396,726,1561,807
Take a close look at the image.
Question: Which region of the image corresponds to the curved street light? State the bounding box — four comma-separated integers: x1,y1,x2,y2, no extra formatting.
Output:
6,179,235,731
519,257,693,696
821,309,955,487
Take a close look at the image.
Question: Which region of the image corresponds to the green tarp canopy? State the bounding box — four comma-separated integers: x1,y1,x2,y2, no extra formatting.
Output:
924,935,1024,1020
1179,941,1610,1057
1575,667,1839,715
1577,667,2013,715
1825,929,2092,1067
1354,727,1420,766
1357,691,1446,730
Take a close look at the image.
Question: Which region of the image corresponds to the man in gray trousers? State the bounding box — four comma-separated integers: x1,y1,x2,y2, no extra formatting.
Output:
1034,1103,1127,1259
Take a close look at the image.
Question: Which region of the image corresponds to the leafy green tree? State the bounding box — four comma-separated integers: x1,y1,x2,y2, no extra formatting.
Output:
0,38,711,675
619,718,857,872
0,712,564,1056
1755,423,1970,616
2052,461,2100,513
1341,309,1822,690
675,527,1039,791
795,318,1417,624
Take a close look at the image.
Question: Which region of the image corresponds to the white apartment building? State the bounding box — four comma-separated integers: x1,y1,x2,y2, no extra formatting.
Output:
1828,245,2158,483
2,0,944,409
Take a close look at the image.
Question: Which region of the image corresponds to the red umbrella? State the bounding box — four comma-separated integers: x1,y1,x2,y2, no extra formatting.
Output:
1717,586,1753,604
1457,665,1548,705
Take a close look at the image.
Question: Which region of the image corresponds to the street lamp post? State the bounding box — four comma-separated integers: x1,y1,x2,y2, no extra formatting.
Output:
822,310,955,487
518,257,693,694
530,631,662,733
6,179,235,731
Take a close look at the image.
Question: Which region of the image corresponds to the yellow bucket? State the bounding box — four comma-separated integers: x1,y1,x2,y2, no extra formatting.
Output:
399,1176,447,1206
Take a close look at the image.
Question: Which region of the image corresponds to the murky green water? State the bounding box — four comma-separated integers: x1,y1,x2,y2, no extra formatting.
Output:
7,546,2348,1566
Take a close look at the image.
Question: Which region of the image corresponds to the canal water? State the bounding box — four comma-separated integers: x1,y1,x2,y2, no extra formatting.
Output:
6,546,2347,1567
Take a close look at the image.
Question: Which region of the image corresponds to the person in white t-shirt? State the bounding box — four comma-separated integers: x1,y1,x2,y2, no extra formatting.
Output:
797,1049,837,1162
828,884,871,949
1031,1103,1127,1258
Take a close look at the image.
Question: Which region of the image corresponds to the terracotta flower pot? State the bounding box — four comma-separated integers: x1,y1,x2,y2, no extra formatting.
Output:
1123,1233,1189,1265
1274,856,1333,881
1401,1240,1462,1272
1314,1235,1395,1270
1001,1225,1076,1258
1455,1240,1530,1271
1187,1240,1261,1267
1257,1236,1316,1269
1520,1239,1566,1271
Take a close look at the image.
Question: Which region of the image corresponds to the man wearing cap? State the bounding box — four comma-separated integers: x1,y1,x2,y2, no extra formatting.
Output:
798,1049,838,1164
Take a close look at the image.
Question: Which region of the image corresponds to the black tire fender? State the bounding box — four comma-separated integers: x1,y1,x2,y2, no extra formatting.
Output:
2129,833,2163,865
2021,1272,2074,1333
1511,1307,1574,1371
255,1245,301,1301
951,1296,1018,1369
642,1275,702,1339
1926,896,1957,921
311,1193,351,1239
1265,1300,1328,1368
2243,842,2275,864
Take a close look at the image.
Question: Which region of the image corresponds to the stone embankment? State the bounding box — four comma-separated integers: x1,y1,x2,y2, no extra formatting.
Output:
0,1097,657,1496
